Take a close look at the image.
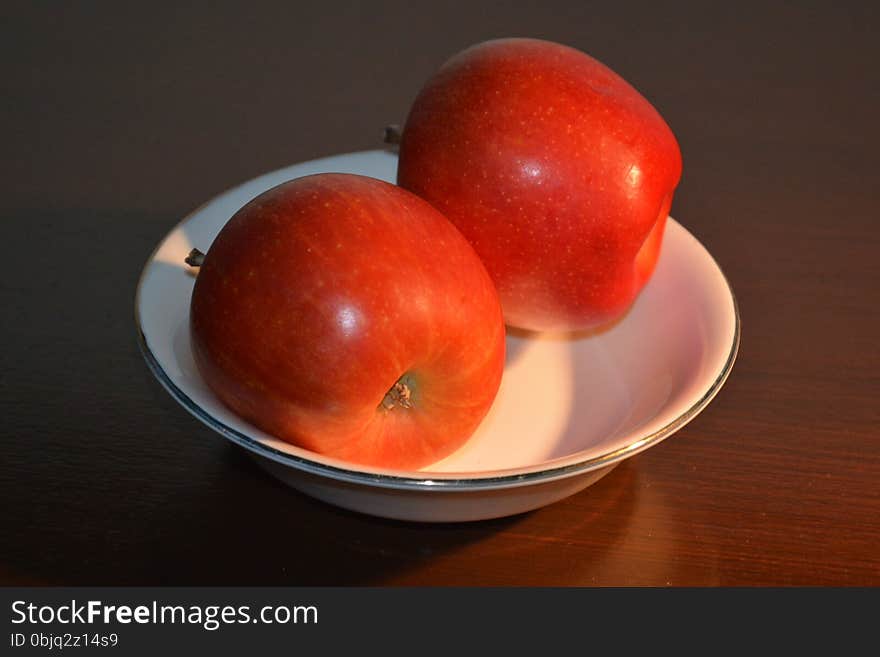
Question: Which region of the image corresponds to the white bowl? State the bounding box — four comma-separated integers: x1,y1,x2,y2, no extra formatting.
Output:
135,149,739,522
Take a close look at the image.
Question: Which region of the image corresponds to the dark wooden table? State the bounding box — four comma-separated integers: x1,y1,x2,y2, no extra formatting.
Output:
2,2,878,586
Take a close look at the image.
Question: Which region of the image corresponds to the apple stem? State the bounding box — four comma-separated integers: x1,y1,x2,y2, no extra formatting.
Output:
384,124,402,145
381,377,414,411
185,248,205,267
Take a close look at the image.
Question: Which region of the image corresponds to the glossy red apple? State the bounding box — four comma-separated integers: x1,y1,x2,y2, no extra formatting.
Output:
189,173,505,470
397,38,682,332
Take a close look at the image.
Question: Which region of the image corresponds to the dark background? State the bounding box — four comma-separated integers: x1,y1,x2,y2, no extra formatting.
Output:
1,1,878,585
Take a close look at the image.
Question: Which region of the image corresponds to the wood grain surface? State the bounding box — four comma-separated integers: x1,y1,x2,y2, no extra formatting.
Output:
1,1,878,586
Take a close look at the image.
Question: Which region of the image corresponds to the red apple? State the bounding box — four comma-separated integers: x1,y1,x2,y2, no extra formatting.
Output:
397,38,682,332
189,173,505,470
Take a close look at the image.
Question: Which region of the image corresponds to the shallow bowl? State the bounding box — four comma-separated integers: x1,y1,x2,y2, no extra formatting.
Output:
135,150,739,522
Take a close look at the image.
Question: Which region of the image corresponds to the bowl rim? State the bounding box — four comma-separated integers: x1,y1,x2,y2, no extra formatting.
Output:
134,151,741,493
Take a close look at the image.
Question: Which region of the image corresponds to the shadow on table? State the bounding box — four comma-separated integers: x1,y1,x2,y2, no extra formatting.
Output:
139,443,644,586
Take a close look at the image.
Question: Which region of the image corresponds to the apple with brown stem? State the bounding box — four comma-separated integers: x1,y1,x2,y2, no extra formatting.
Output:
187,173,505,470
